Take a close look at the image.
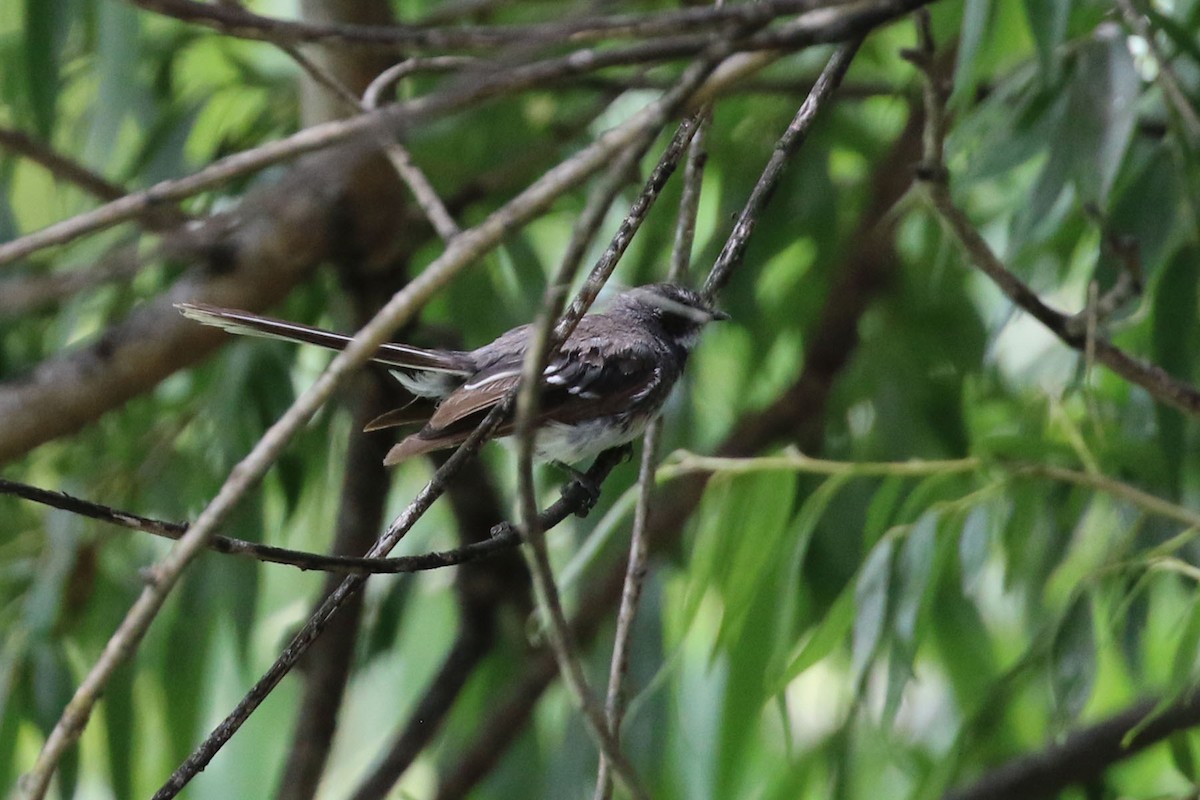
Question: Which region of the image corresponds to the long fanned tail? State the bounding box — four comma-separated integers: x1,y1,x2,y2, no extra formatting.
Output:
176,302,475,398
176,303,469,371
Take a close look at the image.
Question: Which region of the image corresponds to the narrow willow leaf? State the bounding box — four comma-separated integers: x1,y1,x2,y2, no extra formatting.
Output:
778,587,855,688
852,538,896,688
1021,0,1068,81
1049,593,1096,721
1168,731,1199,783
895,512,940,647
958,504,991,596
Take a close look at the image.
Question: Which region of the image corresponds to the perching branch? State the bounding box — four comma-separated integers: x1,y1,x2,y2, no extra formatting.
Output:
17,60,716,798
509,82,720,800
595,68,715,799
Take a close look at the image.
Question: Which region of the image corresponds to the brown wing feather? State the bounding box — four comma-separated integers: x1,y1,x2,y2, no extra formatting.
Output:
383,348,665,466
362,399,438,432
384,432,465,464
426,373,520,429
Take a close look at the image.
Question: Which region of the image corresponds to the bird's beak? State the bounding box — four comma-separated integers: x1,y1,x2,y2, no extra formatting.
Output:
708,308,731,322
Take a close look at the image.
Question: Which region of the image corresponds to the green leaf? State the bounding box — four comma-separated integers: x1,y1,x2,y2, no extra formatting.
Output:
958,504,992,596
103,664,136,800
1049,593,1096,721
715,470,799,651
1152,246,1200,486
852,538,896,687
778,586,855,688
863,476,905,545
1021,0,1068,81
952,0,994,106
1066,29,1141,205
1168,731,1199,783
768,474,853,683
895,513,941,647
1169,596,1200,691
30,644,78,800
21,0,68,137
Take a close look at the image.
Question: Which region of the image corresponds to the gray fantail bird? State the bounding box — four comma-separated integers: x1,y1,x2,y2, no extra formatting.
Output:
177,283,728,466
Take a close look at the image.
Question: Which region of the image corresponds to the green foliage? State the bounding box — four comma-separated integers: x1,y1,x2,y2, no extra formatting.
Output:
4,1,1200,799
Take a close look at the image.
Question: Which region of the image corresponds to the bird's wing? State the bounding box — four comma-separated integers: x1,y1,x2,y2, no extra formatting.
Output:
383,345,661,464
362,398,440,431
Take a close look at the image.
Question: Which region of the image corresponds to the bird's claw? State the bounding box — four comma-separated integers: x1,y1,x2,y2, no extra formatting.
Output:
552,461,603,517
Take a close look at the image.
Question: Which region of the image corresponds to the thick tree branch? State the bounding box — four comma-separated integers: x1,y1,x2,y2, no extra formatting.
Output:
944,696,1200,800
17,60,718,796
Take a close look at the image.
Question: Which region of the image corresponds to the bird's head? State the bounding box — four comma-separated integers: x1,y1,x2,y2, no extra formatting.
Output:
616,283,729,350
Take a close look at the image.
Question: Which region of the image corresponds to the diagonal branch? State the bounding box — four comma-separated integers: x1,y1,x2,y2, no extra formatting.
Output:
943,696,1200,800
702,37,864,299
1,0,933,266
16,65,713,799
906,18,1200,419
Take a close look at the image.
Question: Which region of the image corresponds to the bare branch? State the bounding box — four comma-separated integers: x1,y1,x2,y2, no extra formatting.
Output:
16,70,708,798
1116,0,1200,145
593,417,661,800
907,21,1200,419
944,696,1200,800
1,0,932,266
0,452,624,577
0,126,189,230
130,0,838,51
669,110,713,282
702,38,863,301
149,397,511,800
509,59,727,800
361,56,477,108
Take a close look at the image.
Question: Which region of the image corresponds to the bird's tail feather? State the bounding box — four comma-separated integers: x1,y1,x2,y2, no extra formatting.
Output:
176,302,472,374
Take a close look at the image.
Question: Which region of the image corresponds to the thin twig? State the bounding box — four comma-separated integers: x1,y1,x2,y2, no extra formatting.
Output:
278,42,462,242
668,110,713,282
149,399,508,800
0,126,188,230
906,18,1200,420
131,0,839,51
1,0,932,266
1116,0,1200,146
702,38,864,300
593,417,661,800
0,126,124,202
15,74,709,800
595,66,716,796
361,56,477,108
510,61,725,800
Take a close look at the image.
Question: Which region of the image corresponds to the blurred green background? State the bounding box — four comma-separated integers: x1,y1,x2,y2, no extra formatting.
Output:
5,1,1200,798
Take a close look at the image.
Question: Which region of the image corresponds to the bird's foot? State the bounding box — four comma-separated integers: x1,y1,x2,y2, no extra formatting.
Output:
551,460,603,517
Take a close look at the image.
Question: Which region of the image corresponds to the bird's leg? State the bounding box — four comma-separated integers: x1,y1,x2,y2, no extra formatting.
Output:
550,461,602,516
551,444,633,517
